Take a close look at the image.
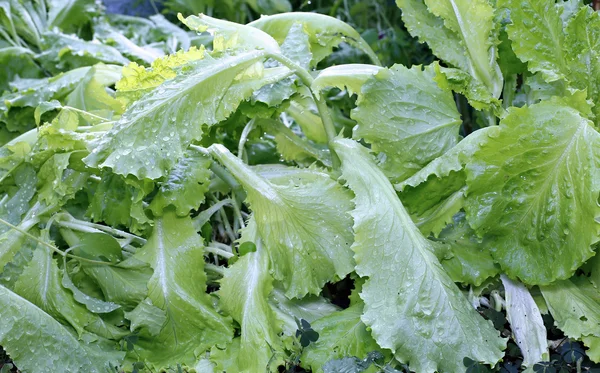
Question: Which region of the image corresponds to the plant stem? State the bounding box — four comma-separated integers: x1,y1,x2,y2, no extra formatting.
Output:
266,53,341,169
205,246,234,259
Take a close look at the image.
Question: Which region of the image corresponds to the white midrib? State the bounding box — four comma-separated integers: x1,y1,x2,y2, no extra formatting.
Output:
155,220,169,307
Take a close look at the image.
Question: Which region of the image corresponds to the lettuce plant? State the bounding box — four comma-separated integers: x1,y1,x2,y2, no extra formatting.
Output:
1,1,600,372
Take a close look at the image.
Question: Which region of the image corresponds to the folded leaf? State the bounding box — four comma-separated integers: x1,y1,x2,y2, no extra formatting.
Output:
210,144,355,298
501,275,548,367
248,12,380,66
464,96,600,285
333,138,505,373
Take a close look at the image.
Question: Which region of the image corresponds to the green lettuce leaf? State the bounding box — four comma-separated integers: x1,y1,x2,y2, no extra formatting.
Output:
14,244,128,340
352,64,461,184
210,144,355,298
497,0,568,82
333,138,505,373
131,211,233,369
435,212,499,286
0,284,124,373
248,12,380,66
540,278,600,360
464,96,600,285
218,217,282,372
149,151,212,216
300,302,384,373
84,51,289,179
397,0,502,97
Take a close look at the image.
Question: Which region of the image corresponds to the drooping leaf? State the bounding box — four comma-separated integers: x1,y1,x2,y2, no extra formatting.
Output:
540,278,600,360
464,96,600,285
332,138,505,373
84,51,290,179
131,211,233,369
248,12,380,66
40,31,129,74
47,0,97,33
218,217,282,372
312,64,384,98
352,64,462,184
0,47,43,93
0,284,124,373
501,275,548,367
14,244,127,340
210,144,355,298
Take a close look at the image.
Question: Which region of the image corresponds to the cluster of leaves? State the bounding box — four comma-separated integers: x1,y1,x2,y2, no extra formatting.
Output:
2,0,600,372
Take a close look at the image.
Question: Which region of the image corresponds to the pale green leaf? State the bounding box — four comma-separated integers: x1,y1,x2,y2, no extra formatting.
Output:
333,138,505,373
131,211,233,369
178,13,280,53
259,119,332,167
312,64,384,99
435,212,499,286
464,97,600,285
422,0,502,96
0,284,124,373
0,47,43,93
541,279,600,356
397,0,502,96
149,151,212,217
47,0,97,33
301,303,385,373
14,245,128,340
248,12,380,66
124,299,167,336
219,217,282,372
84,51,290,179
501,275,548,367
497,0,568,82
210,144,355,298
565,6,600,121
352,64,461,184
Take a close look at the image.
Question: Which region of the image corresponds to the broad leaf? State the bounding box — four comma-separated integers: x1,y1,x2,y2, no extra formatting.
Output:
332,138,505,373
497,0,568,82
131,211,233,369
352,64,461,184
210,144,355,298
14,244,128,340
312,64,384,98
464,96,600,285
0,284,124,373
541,279,600,360
84,51,290,179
